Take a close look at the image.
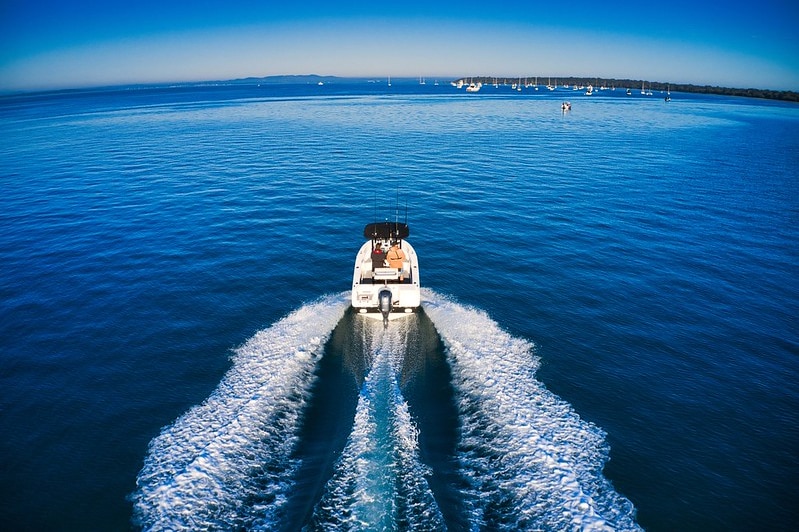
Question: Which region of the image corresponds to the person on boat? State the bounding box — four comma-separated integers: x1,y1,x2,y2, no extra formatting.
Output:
386,241,406,281
371,244,386,271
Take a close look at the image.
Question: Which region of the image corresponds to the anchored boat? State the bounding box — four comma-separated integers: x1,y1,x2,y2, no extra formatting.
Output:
351,221,421,326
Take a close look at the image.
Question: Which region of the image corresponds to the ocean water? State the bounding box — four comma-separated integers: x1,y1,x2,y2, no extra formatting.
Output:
1,80,798,531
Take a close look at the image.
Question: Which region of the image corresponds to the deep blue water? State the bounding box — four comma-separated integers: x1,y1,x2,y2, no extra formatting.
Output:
1,80,798,530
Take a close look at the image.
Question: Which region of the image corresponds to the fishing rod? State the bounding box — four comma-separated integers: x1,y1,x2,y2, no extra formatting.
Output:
372,193,379,243
394,188,400,242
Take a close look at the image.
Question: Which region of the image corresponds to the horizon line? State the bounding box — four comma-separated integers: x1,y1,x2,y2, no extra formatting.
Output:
1,74,797,99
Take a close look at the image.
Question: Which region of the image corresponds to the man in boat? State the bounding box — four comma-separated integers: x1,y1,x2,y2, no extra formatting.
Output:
371,243,386,271
386,241,406,281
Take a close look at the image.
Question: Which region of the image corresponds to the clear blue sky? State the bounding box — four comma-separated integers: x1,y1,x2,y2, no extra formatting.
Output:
1,0,797,91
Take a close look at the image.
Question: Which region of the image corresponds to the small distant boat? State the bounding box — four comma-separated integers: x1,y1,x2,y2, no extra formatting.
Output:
561,101,572,111
318,81,324,86
665,84,671,102
626,88,632,96
584,84,593,96
466,82,481,92
351,221,421,326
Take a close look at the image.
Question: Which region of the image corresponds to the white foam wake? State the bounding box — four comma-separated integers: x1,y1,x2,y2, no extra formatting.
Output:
132,293,349,531
306,317,445,531
422,288,641,531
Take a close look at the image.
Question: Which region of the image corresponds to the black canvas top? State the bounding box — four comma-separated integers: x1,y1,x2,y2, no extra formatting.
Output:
363,222,410,240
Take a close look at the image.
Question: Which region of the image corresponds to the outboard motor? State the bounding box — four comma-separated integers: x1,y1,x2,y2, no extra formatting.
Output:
378,288,393,328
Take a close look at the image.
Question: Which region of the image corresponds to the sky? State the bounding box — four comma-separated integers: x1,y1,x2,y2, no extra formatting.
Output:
1,0,797,92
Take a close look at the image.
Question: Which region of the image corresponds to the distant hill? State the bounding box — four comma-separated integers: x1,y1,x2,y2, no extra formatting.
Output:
226,74,341,85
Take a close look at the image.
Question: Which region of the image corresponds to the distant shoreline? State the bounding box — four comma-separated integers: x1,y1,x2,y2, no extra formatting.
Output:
225,75,799,103
2,75,797,103
447,76,799,103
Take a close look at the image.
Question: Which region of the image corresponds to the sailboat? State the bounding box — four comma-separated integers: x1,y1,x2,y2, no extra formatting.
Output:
388,75,391,87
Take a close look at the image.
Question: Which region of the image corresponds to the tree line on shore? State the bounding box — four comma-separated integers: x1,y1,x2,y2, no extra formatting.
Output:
454,77,798,102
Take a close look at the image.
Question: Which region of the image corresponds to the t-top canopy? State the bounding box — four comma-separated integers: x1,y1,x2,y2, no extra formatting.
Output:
363,221,410,240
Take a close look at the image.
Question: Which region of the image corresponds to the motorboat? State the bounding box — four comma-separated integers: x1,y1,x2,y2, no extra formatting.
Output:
466,82,482,93
351,221,421,326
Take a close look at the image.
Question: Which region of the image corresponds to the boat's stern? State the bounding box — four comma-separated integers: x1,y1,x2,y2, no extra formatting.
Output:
351,283,421,314
351,240,420,322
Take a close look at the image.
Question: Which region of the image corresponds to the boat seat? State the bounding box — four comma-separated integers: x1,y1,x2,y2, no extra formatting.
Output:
373,268,399,281
361,259,377,279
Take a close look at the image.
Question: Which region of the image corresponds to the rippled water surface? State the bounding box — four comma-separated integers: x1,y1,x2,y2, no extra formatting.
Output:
1,82,797,530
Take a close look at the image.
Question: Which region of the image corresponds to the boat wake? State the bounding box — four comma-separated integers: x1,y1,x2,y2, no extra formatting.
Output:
422,289,640,531
132,294,350,530
305,319,445,530
132,289,640,530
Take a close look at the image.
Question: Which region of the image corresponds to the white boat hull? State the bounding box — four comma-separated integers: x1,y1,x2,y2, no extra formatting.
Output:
351,239,420,321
